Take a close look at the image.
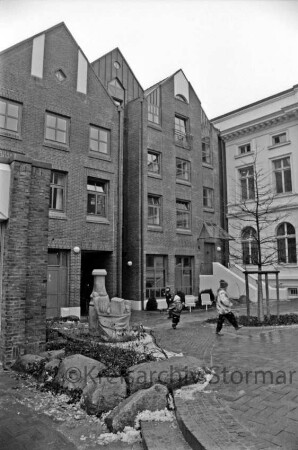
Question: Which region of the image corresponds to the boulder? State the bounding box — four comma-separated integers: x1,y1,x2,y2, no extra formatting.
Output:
127,356,207,393
12,354,45,373
81,377,127,415
55,354,106,390
105,383,168,432
42,358,61,381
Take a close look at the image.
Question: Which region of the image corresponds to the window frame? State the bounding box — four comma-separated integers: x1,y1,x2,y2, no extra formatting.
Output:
241,227,259,265
89,125,111,155
238,143,251,155
145,254,168,299
147,151,161,175
45,112,69,146
176,158,191,182
176,199,191,230
49,171,66,213
148,194,162,226
239,165,255,201
272,132,287,146
87,177,108,218
0,98,21,137
276,222,297,264
272,156,292,194
174,114,191,149
203,187,214,209
147,88,160,125
202,137,212,165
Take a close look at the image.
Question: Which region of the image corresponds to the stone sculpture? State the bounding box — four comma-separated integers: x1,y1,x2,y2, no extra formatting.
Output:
88,269,131,339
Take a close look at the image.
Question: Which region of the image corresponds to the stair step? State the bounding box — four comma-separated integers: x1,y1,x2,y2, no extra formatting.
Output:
141,418,191,450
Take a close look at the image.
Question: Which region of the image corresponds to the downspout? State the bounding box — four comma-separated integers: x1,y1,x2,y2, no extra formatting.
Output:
140,98,144,310
117,105,123,296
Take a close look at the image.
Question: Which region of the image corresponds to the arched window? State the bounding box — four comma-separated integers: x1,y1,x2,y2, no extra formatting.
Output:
276,223,297,264
241,227,258,265
176,94,187,102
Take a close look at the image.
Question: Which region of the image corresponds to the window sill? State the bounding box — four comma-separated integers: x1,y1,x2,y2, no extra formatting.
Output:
148,122,162,132
176,179,191,186
86,215,110,224
148,172,162,179
176,229,192,235
203,207,215,213
268,141,291,150
175,142,191,150
235,152,254,159
49,211,67,220
202,162,213,169
88,151,111,162
43,142,69,152
0,130,22,140
148,225,163,232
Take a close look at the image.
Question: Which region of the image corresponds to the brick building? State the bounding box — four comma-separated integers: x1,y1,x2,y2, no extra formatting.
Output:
93,52,225,309
0,23,120,363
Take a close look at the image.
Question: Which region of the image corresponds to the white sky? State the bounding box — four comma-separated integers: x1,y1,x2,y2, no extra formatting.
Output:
0,0,297,118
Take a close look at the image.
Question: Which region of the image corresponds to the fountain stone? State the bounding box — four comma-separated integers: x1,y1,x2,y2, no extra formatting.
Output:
88,269,131,340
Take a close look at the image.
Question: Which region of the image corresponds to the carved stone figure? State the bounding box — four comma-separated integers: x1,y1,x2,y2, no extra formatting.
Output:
88,269,131,339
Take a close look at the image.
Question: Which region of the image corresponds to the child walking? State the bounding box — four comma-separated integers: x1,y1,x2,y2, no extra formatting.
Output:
169,294,183,329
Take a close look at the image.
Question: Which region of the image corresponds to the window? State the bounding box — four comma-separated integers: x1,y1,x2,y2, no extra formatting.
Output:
277,223,297,264
148,88,160,124
148,151,161,174
176,200,190,229
202,138,212,164
273,157,292,194
176,158,190,181
272,132,287,146
55,70,66,82
239,166,255,200
0,98,21,134
87,178,108,217
148,195,161,226
174,115,191,148
203,187,214,209
239,143,251,155
146,255,167,298
175,256,193,294
176,94,187,102
90,126,110,154
242,227,258,265
50,171,66,211
45,113,68,145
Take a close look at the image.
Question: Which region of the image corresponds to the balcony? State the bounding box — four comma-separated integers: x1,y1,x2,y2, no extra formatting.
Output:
174,130,192,149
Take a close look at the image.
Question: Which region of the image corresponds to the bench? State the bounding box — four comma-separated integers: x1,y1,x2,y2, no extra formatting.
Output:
184,295,197,312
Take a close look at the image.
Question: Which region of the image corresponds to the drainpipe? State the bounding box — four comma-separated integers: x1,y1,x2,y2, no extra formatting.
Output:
117,105,123,296
140,98,144,310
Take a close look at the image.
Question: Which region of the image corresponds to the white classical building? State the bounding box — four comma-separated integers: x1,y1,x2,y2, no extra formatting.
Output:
212,84,298,299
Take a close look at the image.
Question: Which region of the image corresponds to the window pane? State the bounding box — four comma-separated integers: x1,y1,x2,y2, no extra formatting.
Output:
275,172,283,193
288,238,297,263
56,130,66,143
277,239,286,263
87,193,96,214
7,103,19,118
284,169,292,192
52,187,64,210
0,116,5,128
45,128,56,141
97,195,105,216
0,101,6,114
99,142,108,154
90,127,98,140
6,117,18,131
46,115,56,127
57,118,67,131
90,139,98,151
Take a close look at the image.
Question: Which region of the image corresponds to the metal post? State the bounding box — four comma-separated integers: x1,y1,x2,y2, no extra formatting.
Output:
245,272,250,317
276,273,280,318
265,273,270,317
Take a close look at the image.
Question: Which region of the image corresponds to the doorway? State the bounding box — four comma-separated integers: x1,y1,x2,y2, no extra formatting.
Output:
202,242,215,275
47,250,69,318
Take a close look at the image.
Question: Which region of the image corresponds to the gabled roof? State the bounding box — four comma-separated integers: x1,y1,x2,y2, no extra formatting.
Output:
0,22,117,108
92,47,144,93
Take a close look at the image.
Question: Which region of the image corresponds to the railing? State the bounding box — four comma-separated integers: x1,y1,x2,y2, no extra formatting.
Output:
174,130,192,149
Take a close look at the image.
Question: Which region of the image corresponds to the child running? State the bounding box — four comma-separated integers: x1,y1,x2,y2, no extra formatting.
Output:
169,294,183,329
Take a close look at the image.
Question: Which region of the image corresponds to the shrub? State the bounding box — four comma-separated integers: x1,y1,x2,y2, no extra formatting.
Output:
205,313,298,327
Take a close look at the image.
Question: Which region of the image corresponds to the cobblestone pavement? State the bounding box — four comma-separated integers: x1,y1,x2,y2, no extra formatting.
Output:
131,299,298,449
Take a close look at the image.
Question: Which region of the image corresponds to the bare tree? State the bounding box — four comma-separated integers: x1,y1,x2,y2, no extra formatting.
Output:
227,148,292,320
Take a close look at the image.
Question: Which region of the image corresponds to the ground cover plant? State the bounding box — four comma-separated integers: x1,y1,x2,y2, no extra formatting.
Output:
205,313,298,327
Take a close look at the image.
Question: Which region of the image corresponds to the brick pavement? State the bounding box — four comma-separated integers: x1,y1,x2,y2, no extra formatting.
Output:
131,300,298,449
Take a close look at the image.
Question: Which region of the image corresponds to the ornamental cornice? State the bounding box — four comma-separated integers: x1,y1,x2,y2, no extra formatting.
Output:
220,104,298,142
